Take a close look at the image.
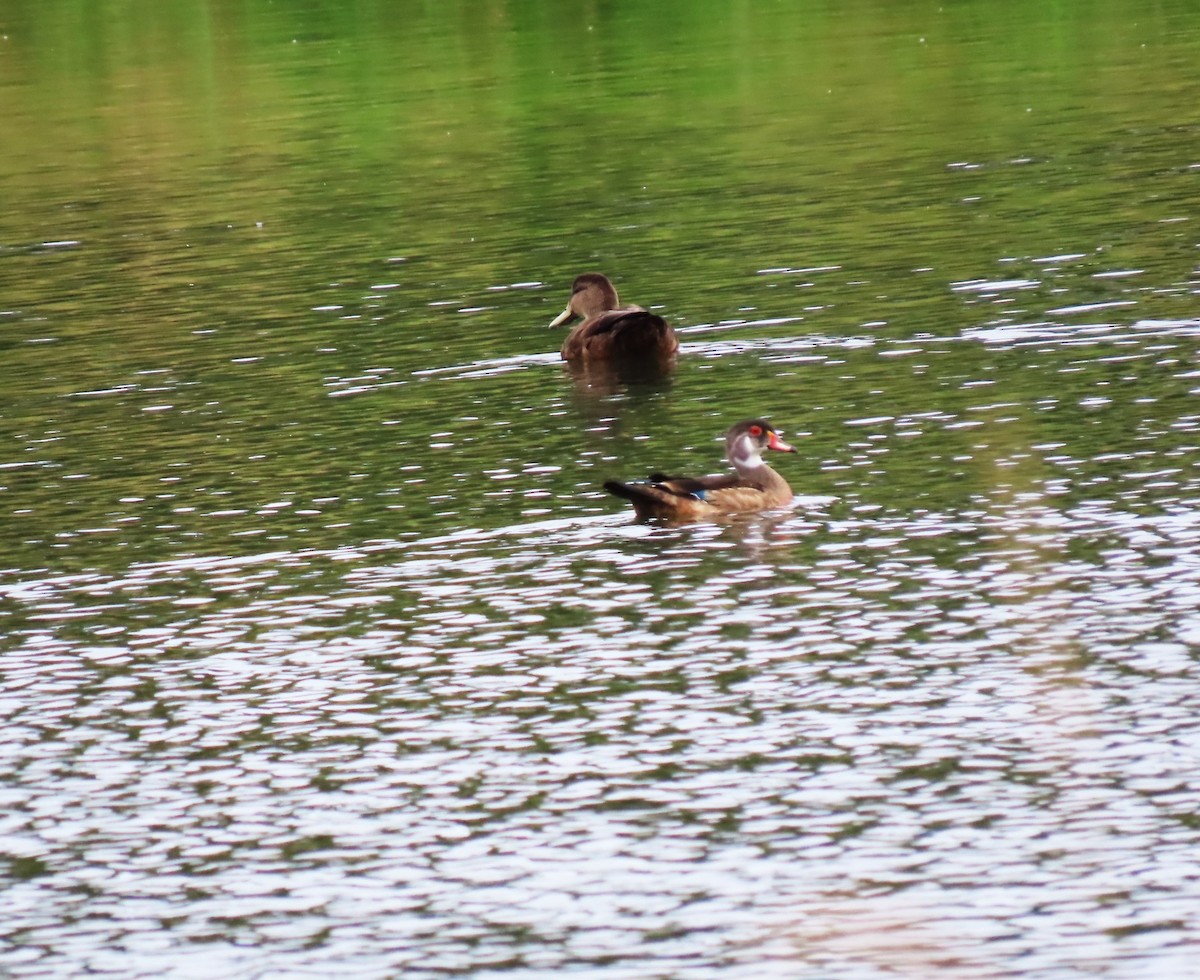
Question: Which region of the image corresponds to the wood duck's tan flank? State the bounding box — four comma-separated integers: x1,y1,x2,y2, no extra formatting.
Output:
548,273,679,362
604,419,798,522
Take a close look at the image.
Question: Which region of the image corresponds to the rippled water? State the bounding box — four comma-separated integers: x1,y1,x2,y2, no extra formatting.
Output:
5,0,1200,976
6,315,1200,976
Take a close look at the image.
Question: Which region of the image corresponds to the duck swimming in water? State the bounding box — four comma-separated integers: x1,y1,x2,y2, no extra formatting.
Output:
604,419,798,522
548,273,679,363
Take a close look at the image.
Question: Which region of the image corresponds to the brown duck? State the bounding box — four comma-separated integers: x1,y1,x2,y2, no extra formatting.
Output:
548,273,679,362
604,419,798,522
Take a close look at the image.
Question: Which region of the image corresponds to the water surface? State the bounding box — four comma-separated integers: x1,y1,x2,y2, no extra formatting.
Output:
2,1,1200,976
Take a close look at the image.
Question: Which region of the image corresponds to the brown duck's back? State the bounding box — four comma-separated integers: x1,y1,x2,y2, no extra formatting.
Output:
561,308,679,362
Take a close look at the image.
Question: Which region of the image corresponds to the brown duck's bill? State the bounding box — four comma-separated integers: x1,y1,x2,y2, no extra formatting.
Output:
548,306,576,328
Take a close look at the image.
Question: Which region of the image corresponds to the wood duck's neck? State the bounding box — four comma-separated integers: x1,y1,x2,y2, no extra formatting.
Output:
726,428,794,503
728,433,766,476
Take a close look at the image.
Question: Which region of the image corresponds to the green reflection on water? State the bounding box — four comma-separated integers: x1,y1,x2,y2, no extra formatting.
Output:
1,0,1199,573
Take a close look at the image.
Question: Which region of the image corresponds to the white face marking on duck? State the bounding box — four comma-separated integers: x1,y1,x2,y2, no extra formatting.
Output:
729,432,764,472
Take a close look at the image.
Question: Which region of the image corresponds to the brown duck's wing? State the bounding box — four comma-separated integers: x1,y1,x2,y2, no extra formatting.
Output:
565,308,678,361
580,307,649,335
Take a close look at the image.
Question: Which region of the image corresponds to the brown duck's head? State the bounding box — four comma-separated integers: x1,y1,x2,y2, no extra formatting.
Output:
548,273,621,328
726,419,797,470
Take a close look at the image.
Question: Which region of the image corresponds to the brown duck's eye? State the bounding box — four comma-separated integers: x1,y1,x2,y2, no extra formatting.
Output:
749,424,763,437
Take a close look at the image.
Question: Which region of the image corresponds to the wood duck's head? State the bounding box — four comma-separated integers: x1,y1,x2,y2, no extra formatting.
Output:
725,419,797,472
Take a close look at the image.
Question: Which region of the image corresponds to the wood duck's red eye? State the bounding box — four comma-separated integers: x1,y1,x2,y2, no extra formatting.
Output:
749,424,763,438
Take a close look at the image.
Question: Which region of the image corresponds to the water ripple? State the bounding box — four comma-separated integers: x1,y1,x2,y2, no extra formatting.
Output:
4,496,1199,972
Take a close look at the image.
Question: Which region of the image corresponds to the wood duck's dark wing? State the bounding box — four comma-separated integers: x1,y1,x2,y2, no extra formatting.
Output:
646,473,741,500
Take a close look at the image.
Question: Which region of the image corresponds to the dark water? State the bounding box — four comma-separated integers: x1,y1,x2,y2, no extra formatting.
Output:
3,1,1200,976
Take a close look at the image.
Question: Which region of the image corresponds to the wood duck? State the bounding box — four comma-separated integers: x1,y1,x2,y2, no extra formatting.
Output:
604,419,798,522
548,273,680,362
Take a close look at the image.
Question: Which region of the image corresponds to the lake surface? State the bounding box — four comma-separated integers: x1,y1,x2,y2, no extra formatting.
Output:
3,1,1200,976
